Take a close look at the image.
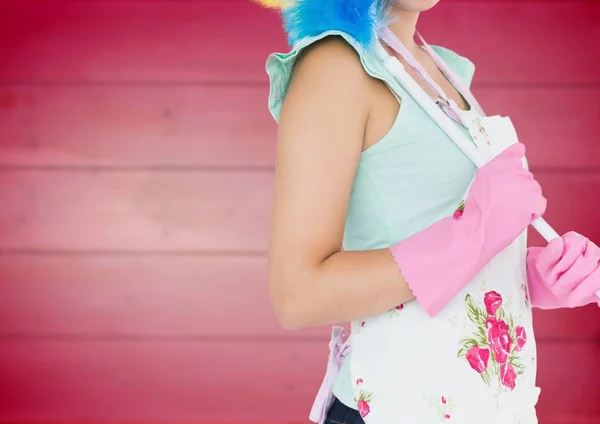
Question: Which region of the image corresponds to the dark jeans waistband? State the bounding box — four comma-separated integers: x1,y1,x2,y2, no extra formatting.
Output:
325,397,365,424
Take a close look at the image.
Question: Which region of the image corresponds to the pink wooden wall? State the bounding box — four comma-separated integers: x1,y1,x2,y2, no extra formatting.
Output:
0,1,599,423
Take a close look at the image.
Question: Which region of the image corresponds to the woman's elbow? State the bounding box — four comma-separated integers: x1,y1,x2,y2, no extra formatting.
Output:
273,300,304,331
269,275,312,331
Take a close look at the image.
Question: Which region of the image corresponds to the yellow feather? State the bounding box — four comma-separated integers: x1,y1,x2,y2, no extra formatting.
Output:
252,0,292,9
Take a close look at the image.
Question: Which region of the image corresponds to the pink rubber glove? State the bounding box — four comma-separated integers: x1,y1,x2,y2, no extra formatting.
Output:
390,143,546,316
527,232,600,309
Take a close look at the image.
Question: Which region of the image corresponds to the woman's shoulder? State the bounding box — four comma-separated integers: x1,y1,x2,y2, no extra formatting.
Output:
264,0,388,121
291,34,370,79
266,31,376,122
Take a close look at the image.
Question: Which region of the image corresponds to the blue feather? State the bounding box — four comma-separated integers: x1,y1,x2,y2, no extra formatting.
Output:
282,0,390,48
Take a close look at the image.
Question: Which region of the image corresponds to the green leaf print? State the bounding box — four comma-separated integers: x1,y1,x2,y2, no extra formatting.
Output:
475,326,488,347
480,368,492,387
357,389,373,403
508,316,516,340
490,360,500,376
476,307,488,327
459,338,478,349
496,307,506,321
509,356,526,370
465,295,481,325
509,356,526,376
458,337,478,358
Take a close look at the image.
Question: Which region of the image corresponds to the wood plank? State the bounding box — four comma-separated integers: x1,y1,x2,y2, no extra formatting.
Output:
0,253,597,340
0,1,598,84
0,169,274,253
0,85,277,168
478,87,600,170
0,170,598,252
417,1,600,85
0,254,325,340
0,340,597,423
0,340,320,423
536,342,600,422
533,306,600,341
527,172,600,247
0,1,286,85
1,85,598,169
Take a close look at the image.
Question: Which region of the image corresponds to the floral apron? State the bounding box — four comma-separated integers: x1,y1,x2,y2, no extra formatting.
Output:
309,31,541,424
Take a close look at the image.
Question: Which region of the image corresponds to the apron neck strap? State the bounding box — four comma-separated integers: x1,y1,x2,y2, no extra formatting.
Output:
379,27,485,117
416,31,485,116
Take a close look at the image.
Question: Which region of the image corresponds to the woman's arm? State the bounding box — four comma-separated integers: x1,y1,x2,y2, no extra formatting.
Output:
268,37,414,330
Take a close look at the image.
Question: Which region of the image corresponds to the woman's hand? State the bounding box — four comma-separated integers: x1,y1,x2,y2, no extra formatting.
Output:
465,143,547,253
528,232,600,308
389,143,547,316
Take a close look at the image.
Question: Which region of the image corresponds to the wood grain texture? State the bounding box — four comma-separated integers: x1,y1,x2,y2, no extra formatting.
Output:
0,340,598,423
527,172,600,247
0,170,598,252
0,1,598,84
0,253,598,340
0,1,598,423
0,254,323,340
0,85,598,169
0,85,276,168
0,169,273,253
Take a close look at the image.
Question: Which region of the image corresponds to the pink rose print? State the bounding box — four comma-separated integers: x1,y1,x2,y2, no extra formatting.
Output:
458,293,528,390
452,200,465,220
388,303,405,316
361,321,366,327
357,399,371,418
355,384,373,418
515,326,527,352
484,291,502,316
500,362,517,390
465,345,490,374
426,395,454,420
452,200,465,219
486,317,512,364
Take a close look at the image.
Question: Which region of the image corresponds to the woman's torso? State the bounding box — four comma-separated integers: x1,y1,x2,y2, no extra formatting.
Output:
332,41,484,408
266,32,537,419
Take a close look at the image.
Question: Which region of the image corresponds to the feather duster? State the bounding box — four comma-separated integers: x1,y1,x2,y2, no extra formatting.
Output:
254,0,391,48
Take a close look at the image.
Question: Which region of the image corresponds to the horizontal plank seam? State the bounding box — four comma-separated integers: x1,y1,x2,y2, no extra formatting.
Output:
0,166,277,173
0,249,268,257
0,166,599,174
1,0,598,5
0,81,599,88
0,334,594,343
4,0,594,3
0,334,325,342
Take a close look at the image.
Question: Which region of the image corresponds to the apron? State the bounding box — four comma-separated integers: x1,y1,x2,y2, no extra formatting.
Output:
309,30,541,424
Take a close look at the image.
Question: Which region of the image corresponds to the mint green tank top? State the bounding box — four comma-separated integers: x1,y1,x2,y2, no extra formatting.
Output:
266,31,478,409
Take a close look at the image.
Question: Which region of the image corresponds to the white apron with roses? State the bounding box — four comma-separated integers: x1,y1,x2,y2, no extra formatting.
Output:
346,111,541,424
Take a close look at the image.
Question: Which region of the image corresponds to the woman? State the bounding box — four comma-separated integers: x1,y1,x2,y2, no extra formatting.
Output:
256,0,600,423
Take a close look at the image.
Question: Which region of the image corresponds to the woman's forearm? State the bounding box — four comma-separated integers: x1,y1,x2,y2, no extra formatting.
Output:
270,248,414,330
